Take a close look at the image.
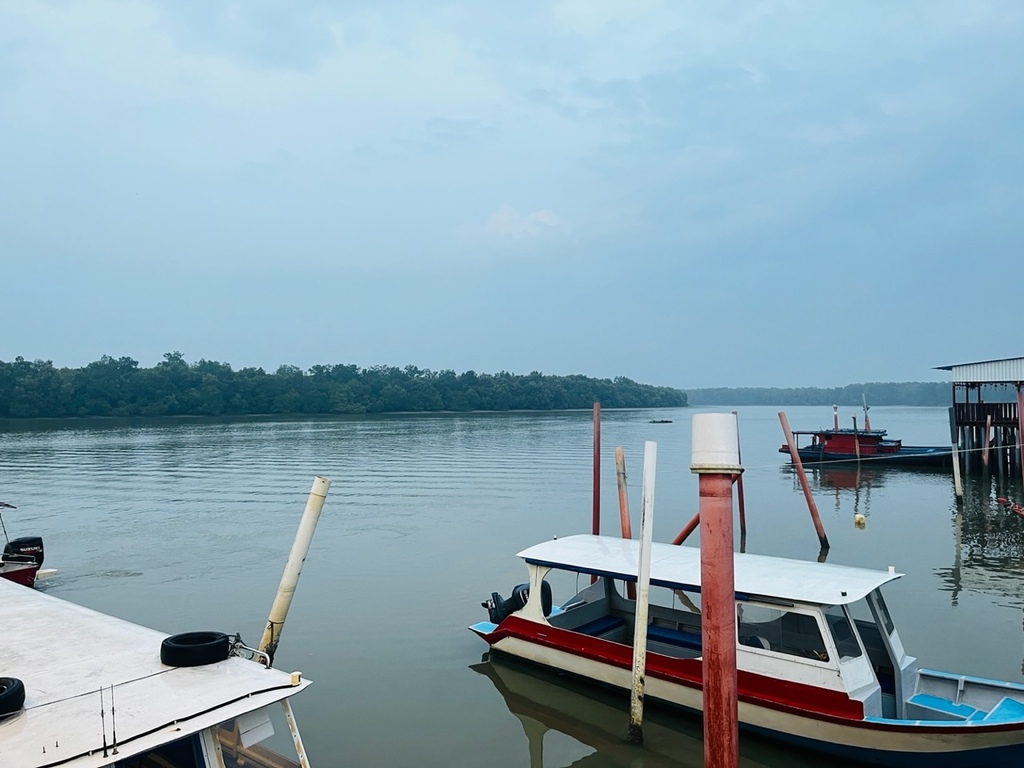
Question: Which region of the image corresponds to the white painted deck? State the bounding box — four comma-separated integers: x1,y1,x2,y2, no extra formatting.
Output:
519,535,902,605
0,578,310,767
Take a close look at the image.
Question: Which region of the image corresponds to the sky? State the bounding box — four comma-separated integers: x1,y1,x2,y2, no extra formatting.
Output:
1,1,1021,389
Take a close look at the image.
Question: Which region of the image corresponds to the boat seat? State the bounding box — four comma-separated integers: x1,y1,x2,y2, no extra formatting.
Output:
983,697,1024,723
907,693,979,721
647,624,702,651
575,615,626,637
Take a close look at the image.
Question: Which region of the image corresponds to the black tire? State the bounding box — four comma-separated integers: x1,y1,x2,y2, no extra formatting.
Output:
0,677,25,717
160,631,230,667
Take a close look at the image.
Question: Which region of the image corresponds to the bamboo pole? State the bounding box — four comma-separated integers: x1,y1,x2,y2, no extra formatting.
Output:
627,441,657,744
259,476,332,665
779,412,829,550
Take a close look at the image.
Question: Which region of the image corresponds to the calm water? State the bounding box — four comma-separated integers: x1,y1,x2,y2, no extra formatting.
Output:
2,406,1023,766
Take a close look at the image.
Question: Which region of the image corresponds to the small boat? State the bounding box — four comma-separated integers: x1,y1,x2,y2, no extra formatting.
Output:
471,534,1024,767
0,502,53,587
780,407,951,468
649,419,673,424
0,577,314,767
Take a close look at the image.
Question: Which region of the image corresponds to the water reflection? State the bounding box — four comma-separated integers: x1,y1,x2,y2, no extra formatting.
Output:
934,479,1024,609
471,654,854,768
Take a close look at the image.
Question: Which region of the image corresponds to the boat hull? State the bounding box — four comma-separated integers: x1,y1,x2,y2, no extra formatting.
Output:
0,561,38,587
473,619,1024,767
780,445,953,469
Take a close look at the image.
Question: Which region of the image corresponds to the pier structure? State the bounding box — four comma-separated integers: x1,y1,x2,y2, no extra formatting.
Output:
935,356,1024,477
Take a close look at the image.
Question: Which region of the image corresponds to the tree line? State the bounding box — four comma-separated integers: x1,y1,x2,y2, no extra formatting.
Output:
686,381,951,407
0,353,687,418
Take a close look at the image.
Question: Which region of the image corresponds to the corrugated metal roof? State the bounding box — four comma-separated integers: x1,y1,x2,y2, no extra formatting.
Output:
518,534,902,605
934,357,1024,383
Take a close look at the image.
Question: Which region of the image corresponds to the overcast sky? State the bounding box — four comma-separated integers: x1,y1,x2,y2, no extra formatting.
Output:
2,1,1021,389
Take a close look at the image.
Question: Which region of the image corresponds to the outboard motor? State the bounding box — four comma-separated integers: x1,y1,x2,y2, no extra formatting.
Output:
3,536,44,566
483,580,552,624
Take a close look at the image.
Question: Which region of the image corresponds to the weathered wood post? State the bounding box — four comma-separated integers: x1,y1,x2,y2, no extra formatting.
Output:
627,440,657,744
691,413,741,768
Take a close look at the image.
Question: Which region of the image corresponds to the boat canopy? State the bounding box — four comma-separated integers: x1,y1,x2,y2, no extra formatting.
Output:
0,578,310,768
518,535,902,606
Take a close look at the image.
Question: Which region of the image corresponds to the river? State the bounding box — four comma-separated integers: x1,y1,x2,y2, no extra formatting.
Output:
2,405,1023,766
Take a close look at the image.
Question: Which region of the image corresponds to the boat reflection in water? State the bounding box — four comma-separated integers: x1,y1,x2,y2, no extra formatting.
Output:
471,653,846,768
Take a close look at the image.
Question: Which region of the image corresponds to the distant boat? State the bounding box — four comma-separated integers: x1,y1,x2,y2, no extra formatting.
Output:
780,405,951,468
649,419,673,424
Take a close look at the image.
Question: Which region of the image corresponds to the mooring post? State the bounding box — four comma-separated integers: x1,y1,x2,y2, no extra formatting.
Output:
691,414,741,768
627,441,657,744
779,411,829,550
259,476,332,665
833,404,839,431
615,447,632,539
616,446,636,599
1018,388,1024,480
732,411,747,543
593,402,601,536
983,415,992,469
671,511,700,545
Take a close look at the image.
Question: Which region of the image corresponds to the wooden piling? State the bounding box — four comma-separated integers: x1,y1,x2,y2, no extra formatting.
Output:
593,402,601,536
671,511,701,546
779,412,829,550
615,447,632,540
983,415,992,469
616,446,636,599
1018,388,1024,480
732,411,746,541
627,441,657,744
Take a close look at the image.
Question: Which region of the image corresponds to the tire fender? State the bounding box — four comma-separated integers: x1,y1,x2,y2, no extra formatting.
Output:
160,631,231,667
0,677,26,717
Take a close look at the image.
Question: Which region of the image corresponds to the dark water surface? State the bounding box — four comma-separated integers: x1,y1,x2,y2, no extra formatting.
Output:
3,406,1023,766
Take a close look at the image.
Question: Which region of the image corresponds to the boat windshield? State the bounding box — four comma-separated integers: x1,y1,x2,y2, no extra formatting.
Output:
824,604,864,662
736,603,830,662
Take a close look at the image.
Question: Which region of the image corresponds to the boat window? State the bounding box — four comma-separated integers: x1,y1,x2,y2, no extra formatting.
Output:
824,604,863,661
736,603,829,662
869,590,895,635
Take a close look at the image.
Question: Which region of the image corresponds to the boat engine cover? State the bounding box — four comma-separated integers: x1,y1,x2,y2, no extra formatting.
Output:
3,536,43,566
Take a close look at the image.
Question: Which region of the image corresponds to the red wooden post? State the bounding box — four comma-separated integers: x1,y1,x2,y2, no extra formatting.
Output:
779,411,830,550
691,413,741,768
671,512,700,545
983,414,992,468
593,402,601,536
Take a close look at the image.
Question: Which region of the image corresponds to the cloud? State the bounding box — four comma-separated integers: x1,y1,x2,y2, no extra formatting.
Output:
485,205,565,239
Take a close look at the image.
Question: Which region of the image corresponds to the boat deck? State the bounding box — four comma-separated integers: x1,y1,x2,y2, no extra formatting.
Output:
0,579,310,768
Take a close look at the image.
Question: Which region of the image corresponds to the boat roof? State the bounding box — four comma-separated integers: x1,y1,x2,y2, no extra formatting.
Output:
518,535,902,606
0,579,310,768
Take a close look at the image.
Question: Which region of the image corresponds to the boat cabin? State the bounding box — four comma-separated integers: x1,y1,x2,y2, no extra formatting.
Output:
475,535,915,719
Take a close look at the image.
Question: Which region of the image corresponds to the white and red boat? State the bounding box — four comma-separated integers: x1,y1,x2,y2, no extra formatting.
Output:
0,502,48,587
471,534,1024,767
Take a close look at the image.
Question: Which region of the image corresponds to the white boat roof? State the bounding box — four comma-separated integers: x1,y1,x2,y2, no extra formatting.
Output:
0,579,310,768
518,535,902,606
